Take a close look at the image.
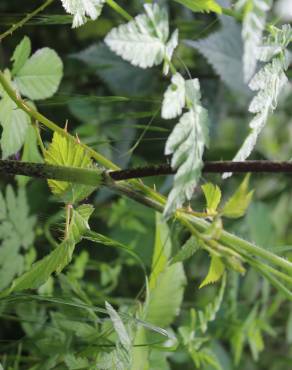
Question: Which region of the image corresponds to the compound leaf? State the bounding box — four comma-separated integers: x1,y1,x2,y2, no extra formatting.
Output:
105,4,177,73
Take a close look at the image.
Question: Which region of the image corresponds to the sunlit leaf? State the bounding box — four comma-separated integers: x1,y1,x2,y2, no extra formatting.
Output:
200,255,225,288
222,175,253,218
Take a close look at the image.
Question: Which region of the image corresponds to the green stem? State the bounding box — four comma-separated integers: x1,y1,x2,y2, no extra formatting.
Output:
106,0,133,21
0,0,54,41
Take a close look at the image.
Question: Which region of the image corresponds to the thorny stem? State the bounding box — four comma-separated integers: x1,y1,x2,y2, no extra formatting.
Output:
0,0,55,42
1,71,292,298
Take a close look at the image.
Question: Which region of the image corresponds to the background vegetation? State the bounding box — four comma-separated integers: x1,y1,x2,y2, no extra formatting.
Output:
0,0,292,369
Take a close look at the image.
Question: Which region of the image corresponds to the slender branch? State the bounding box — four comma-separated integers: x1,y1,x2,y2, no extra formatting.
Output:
2,160,292,185
0,0,54,41
109,161,292,180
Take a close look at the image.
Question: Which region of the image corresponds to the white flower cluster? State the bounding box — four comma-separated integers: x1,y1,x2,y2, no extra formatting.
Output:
60,0,105,28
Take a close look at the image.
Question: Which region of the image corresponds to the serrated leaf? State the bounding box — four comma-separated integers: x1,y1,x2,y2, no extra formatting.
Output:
14,47,63,100
164,84,209,217
185,16,250,95
7,204,93,293
174,0,222,13
171,236,200,264
105,4,177,73
202,183,222,214
161,73,186,119
11,36,31,76
61,0,105,28
199,255,225,288
236,0,272,82
222,175,253,218
44,131,95,203
225,25,291,172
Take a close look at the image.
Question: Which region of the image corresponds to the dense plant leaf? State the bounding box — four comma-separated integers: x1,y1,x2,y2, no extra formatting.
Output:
60,0,105,28
0,186,36,290
14,47,63,100
235,0,273,82
174,0,222,13
164,79,209,217
105,4,178,74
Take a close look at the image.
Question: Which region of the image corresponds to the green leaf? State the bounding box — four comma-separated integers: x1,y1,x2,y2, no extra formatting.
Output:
105,4,178,74
44,131,95,203
149,213,172,290
164,79,209,217
7,204,93,293
173,0,222,14
199,255,225,288
0,93,30,158
0,185,36,290
171,236,200,264
14,47,63,100
222,174,253,218
145,215,186,327
11,36,31,76
202,183,222,214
